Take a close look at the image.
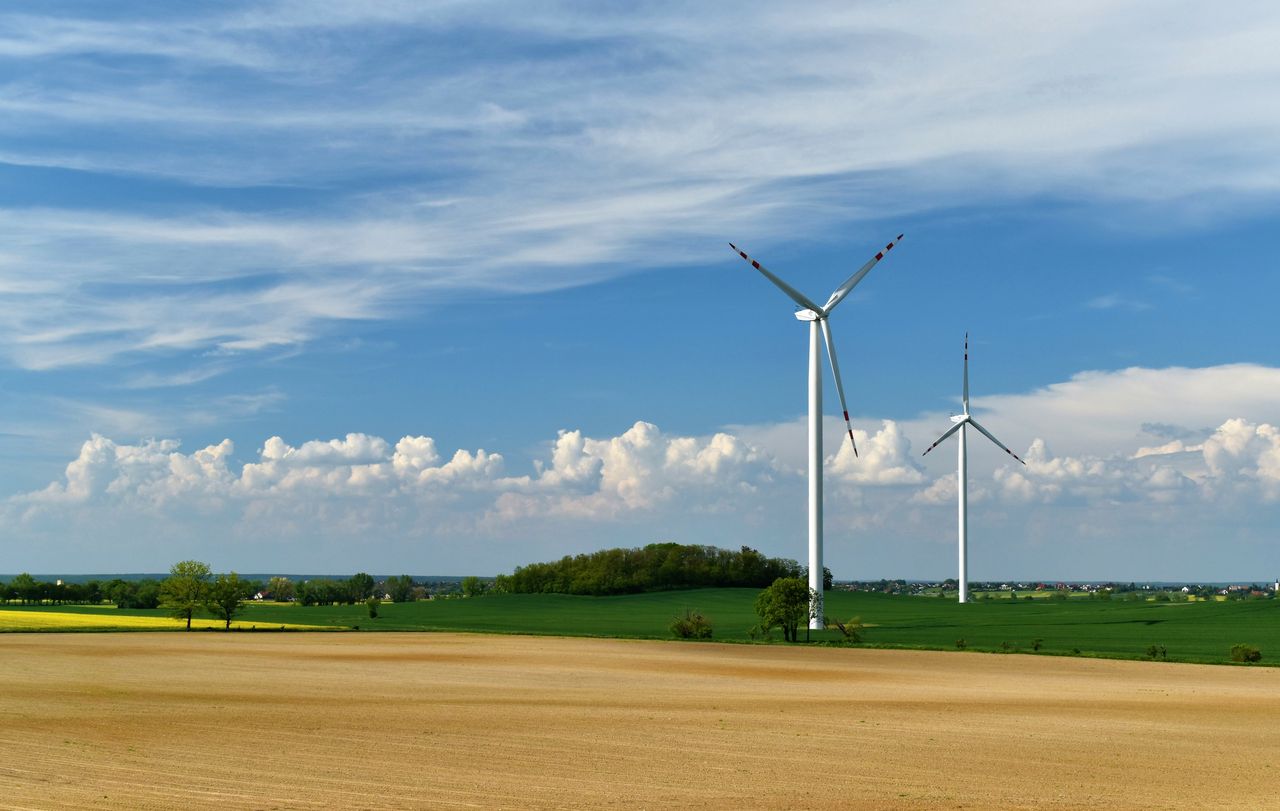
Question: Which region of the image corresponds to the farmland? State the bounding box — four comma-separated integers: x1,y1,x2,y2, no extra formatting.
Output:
1,632,1277,809
4,589,1277,665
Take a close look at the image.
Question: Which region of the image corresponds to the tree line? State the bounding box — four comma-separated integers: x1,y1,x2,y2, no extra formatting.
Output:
1,574,164,607
491,543,807,596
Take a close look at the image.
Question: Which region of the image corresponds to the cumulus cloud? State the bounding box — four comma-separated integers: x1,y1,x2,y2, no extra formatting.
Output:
829,420,925,485
9,364,1280,578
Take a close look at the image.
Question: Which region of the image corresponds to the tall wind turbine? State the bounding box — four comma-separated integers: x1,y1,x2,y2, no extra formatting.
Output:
922,334,1025,604
730,235,904,629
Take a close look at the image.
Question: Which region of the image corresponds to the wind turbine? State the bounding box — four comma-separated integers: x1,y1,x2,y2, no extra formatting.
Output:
730,235,904,629
922,334,1025,604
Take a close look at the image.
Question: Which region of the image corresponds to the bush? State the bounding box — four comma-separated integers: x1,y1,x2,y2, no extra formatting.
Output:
366,596,380,619
670,609,713,639
747,624,771,641
1146,644,1167,660
1230,643,1262,663
954,638,967,650
830,616,864,643
1031,638,1043,651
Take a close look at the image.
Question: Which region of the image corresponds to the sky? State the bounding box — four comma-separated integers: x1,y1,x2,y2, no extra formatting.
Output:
3,1,1280,580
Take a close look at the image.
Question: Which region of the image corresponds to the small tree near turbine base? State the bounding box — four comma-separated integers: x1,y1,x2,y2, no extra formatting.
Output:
366,597,381,619
754,577,814,643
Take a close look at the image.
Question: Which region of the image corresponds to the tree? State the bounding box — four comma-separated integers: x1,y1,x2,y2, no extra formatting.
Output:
206,572,250,630
267,576,295,602
461,576,486,597
386,575,415,603
10,573,38,604
754,577,813,642
161,560,211,630
348,572,376,601
366,596,381,619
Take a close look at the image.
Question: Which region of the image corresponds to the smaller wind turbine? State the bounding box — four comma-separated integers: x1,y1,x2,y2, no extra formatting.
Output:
922,334,1025,604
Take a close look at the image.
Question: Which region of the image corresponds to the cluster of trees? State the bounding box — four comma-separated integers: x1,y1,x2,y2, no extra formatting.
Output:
0,574,172,607
295,573,378,606
2,574,106,604
290,573,423,605
3,569,431,614
158,561,255,630
493,543,804,595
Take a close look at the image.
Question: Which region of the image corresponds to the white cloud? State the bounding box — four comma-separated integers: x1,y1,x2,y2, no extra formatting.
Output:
2,4,1280,369
829,420,925,485
8,364,1280,578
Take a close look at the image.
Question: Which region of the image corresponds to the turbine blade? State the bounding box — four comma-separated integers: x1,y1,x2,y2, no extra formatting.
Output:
968,418,1025,465
921,420,964,457
819,318,857,457
963,332,970,413
728,243,823,314
821,234,904,313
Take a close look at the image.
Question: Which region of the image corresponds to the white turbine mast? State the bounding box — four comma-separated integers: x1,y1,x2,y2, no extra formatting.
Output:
922,333,1026,604
730,235,904,629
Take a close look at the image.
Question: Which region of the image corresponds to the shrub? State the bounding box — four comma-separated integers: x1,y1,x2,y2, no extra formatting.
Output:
366,596,380,619
954,638,967,650
1031,638,1043,651
1000,641,1013,652
670,609,713,639
830,616,864,643
1230,643,1262,663
1145,644,1167,660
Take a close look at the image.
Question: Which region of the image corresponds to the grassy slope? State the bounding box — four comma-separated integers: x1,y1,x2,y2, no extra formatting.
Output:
5,590,1277,664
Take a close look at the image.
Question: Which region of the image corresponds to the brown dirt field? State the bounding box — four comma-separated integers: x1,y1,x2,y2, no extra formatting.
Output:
1,633,1277,810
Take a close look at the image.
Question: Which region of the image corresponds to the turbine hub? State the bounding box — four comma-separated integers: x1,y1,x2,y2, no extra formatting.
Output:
794,309,821,321
949,414,968,424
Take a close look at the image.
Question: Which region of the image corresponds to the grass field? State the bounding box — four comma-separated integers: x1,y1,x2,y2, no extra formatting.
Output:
5,589,1276,665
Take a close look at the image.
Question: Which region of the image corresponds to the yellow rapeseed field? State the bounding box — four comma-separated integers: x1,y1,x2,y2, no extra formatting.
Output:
0,609,318,631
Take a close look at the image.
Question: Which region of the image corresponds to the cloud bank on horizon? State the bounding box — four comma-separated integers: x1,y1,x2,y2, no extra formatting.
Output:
9,363,1280,579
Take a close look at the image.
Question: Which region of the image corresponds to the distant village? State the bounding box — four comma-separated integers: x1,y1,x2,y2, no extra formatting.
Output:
836,579,1280,600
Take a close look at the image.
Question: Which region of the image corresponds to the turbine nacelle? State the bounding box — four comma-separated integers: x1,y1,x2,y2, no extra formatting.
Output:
949,414,967,424
794,309,822,322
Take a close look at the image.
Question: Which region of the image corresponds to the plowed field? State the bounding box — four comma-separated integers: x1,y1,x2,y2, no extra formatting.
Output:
1,633,1276,809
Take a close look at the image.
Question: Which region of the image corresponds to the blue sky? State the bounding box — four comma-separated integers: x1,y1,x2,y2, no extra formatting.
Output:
3,2,1280,579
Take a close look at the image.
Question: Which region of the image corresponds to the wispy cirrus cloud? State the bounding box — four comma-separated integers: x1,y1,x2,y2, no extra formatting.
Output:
2,3,1280,372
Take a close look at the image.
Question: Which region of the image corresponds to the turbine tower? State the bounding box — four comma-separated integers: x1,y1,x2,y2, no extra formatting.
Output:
922,333,1025,604
730,235,904,629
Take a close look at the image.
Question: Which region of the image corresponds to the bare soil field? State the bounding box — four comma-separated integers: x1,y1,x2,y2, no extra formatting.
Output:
1,633,1277,810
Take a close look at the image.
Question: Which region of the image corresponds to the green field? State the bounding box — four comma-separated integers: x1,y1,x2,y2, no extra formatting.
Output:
4,589,1277,665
